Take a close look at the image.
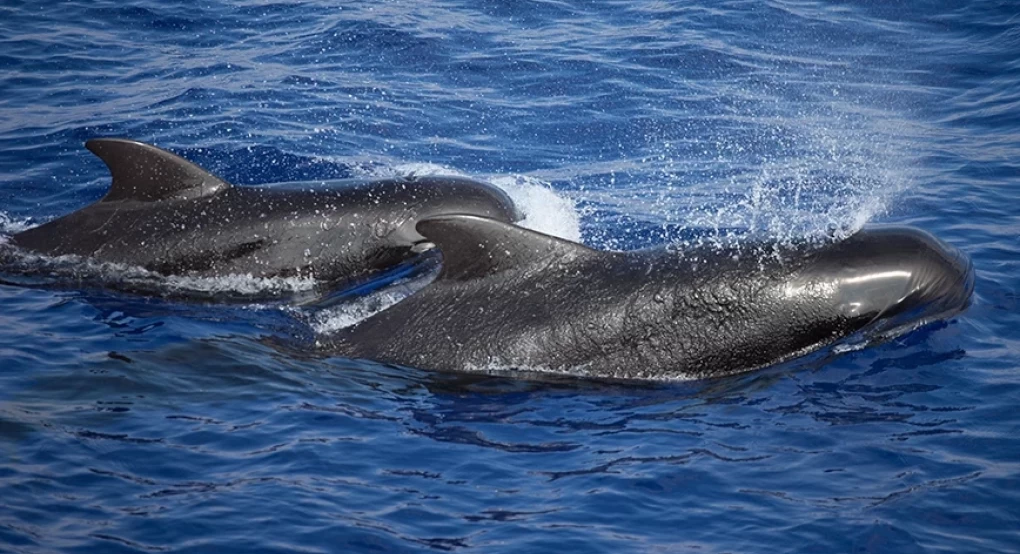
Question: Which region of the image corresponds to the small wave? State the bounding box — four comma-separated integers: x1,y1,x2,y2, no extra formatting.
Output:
0,212,39,235
0,244,318,300
462,360,705,383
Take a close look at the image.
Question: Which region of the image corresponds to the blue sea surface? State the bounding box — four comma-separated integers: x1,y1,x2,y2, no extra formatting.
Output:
1,1,1019,552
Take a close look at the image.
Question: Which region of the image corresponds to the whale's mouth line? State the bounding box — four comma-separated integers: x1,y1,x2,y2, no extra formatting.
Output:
854,250,974,350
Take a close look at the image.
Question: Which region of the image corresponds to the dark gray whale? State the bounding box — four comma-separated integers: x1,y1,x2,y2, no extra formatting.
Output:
8,139,519,292
323,215,974,380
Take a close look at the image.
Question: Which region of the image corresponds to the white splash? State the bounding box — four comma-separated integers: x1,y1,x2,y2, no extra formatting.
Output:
0,211,39,234
0,244,317,297
488,174,581,242
633,107,918,253
462,360,704,383
351,159,583,241
349,161,469,179
163,273,317,295
308,273,432,334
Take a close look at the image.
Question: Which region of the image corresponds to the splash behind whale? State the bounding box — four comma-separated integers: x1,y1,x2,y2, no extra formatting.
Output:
6,139,519,297
323,215,973,381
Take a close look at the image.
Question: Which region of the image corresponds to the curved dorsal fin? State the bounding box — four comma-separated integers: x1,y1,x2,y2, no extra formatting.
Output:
416,215,597,282
86,138,230,203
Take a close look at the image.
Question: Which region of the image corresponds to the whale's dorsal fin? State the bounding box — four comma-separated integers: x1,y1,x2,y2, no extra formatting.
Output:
417,215,597,282
86,138,230,203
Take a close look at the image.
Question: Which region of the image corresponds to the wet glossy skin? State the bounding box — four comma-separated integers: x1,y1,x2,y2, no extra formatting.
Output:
11,140,520,286
325,216,974,380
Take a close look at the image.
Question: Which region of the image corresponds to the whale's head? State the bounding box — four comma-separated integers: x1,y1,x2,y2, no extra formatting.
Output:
805,226,974,335
309,175,522,284
383,175,522,253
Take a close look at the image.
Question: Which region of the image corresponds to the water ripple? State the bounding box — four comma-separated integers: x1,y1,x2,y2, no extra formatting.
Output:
1,0,1019,552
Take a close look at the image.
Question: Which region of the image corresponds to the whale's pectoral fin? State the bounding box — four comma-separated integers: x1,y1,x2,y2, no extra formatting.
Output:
416,215,597,282
86,138,231,203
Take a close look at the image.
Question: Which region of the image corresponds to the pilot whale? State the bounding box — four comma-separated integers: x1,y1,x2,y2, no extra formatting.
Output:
323,215,974,380
8,139,519,290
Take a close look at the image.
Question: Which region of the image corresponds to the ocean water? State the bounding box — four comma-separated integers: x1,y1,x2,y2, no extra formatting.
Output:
1,1,1019,552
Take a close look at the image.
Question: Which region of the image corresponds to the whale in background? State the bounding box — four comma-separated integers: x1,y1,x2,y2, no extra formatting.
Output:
323,215,974,381
8,139,519,293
